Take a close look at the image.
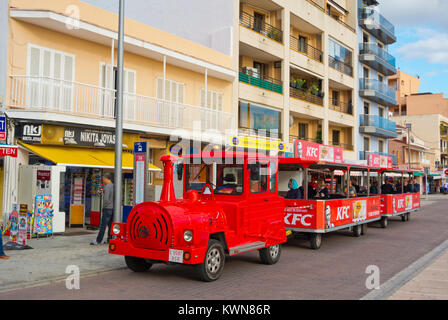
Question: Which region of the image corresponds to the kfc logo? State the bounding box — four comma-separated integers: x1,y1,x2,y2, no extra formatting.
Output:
307,147,318,158
397,199,405,210
336,206,350,220
285,213,313,227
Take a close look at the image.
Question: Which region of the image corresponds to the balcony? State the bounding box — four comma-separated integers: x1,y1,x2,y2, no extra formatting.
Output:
290,35,323,62
289,85,323,106
359,8,396,45
329,55,353,77
329,99,353,115
359,114,397,138
239,11,283,43
239,68,283,94
331,141,354,151
359,151,397,165
359,43,397,76
289,135,322,144
359,79,397,106
9,75,233,134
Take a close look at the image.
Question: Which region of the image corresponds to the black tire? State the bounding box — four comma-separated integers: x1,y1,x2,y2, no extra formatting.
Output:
310,233,322,250
361,223,368,235
406,213,410,221
196,240,225,282
259,244,281,265
380,217,388,228
353,224,362,237
401,214,406,222
125,256,152,272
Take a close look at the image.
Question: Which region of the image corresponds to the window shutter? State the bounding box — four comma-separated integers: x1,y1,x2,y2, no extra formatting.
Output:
156,78,163,99
178,84,184,103
200,88,205,107
217,93,223,111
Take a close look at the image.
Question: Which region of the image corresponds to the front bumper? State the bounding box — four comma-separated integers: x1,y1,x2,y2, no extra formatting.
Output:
108,239,207,265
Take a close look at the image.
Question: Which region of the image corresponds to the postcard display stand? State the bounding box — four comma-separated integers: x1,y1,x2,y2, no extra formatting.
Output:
69,173,86,227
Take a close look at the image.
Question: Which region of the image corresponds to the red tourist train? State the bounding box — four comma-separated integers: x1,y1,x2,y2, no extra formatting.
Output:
108,140,421,281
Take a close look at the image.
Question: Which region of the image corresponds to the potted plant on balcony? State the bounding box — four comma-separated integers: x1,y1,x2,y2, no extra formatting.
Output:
316,130,323,144
295,78,306,89
310,84,319,96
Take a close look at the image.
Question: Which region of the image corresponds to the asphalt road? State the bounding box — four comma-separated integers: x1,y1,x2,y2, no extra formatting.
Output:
1,199,447,300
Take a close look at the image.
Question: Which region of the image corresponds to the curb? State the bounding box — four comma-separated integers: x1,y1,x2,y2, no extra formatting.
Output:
0,267,127,294
361,239,448,300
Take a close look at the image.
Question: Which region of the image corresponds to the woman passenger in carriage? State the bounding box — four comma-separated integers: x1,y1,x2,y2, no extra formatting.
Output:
285,178,302,199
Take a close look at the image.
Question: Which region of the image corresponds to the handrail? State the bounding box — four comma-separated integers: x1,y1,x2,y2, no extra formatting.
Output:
289,86,324,106
329,55,353,76
290,35,323,62
329,99,353,114
239,10,283,43
359,43,396,68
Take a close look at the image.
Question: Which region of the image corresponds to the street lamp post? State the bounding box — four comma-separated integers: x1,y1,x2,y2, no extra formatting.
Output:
406,123,412,170
114,0,125,223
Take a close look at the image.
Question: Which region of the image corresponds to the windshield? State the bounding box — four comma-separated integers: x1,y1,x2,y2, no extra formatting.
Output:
186,162,244,195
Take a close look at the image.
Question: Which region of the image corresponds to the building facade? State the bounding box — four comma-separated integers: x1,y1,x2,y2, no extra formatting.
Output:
356,0,397,165
0,0,237,225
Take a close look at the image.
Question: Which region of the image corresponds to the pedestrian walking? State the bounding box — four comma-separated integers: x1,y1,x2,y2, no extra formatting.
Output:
1,223,10,259
90,173,114,245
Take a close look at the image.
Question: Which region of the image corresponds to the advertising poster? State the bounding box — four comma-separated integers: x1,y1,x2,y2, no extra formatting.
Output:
352,200,367,223
284,200,316,229
34,195,54,235
18,204,28,245
381,193,421,215
294,140,343,164
324,197,381,229
9,205,19,243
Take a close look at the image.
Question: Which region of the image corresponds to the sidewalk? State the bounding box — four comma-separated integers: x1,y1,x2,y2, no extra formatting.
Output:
0,230,125,293
388,250,448,300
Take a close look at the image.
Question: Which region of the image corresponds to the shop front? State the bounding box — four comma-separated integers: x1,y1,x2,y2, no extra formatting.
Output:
15,122,160,233
0,144,18,227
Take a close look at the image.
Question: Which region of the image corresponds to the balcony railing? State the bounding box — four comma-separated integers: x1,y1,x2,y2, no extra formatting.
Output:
290,35,323,62
360,114,396,133
359,78,396,103
331,141,353,151
359,8,396,44
239,11,283,43
289,86,324,106
329,55,353,76
239,68,283,94
239,127,282,140
360,43,396,68
9,75,233,133
289,135,322,144
305,0,355,32
330,99,353,115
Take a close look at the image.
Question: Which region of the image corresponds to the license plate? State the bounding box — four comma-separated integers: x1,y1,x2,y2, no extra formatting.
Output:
168,249,183,263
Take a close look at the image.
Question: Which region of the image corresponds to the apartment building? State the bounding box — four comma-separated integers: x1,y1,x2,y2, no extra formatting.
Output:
236,0,358,158
356,0,398,165
0,0,236,224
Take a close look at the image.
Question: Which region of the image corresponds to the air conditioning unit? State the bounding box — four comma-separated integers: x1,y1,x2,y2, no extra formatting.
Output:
243,67,259,77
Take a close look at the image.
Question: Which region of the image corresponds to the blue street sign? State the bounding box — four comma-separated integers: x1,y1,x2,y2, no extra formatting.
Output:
134,141,147,153
0,116,6,140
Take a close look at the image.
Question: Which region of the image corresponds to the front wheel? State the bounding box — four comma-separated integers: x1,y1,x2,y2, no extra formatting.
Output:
125,256,152,272
259,244,281,265
380,217,388,228
310,233,322,250
196,240,225,282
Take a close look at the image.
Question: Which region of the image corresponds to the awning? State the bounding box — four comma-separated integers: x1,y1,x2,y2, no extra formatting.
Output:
19,142,161,171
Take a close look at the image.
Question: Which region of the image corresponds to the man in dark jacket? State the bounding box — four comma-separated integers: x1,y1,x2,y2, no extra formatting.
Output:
381,179,395,194
91,173,114,245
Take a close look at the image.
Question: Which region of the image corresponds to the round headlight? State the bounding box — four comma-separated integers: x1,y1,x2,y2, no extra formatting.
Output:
183,230,193,242
112,224,121,235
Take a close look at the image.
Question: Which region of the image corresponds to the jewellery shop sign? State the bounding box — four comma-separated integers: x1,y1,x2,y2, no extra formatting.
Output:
64,127,116,148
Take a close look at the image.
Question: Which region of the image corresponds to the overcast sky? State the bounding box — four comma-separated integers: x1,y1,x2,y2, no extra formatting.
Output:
380,0,448,95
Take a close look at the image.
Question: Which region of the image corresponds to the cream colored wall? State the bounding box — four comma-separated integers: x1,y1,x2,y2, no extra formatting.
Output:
7,20,233,113
10,0,232,70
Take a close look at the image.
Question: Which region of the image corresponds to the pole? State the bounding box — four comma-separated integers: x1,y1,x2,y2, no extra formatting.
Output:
407,125,411,171
113,0,125,223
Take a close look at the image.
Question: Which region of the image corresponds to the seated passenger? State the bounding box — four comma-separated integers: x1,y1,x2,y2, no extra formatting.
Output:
370,181,378,194
404,179,413,193
381,179,395,194
344,180,357,198
308,182,318,199
317,181,329,199
285,178,302,199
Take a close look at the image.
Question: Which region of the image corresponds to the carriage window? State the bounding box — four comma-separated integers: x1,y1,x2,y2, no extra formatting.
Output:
249,162,268,193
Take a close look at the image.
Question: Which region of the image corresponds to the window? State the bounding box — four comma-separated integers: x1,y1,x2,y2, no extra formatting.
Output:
298,123,308,140
379,140,384,153
27,44,75,111
201,89,224,130
363,67,370,79
378,107,384,118
364,101,370,114
378,74,384,83
249,162,268,193
215,164,244,195
156,78,185,103
269,161,277,193
332,90,339,106
332,130,340,146
364,137,370,151
254,12,265,33
363,33,369,43
100,63,136,119
299,35,308,53
239,101,281,138
328,38,353,67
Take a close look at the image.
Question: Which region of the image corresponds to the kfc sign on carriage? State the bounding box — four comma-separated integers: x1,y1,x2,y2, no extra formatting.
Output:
368,153,393,169
294,140,343,164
